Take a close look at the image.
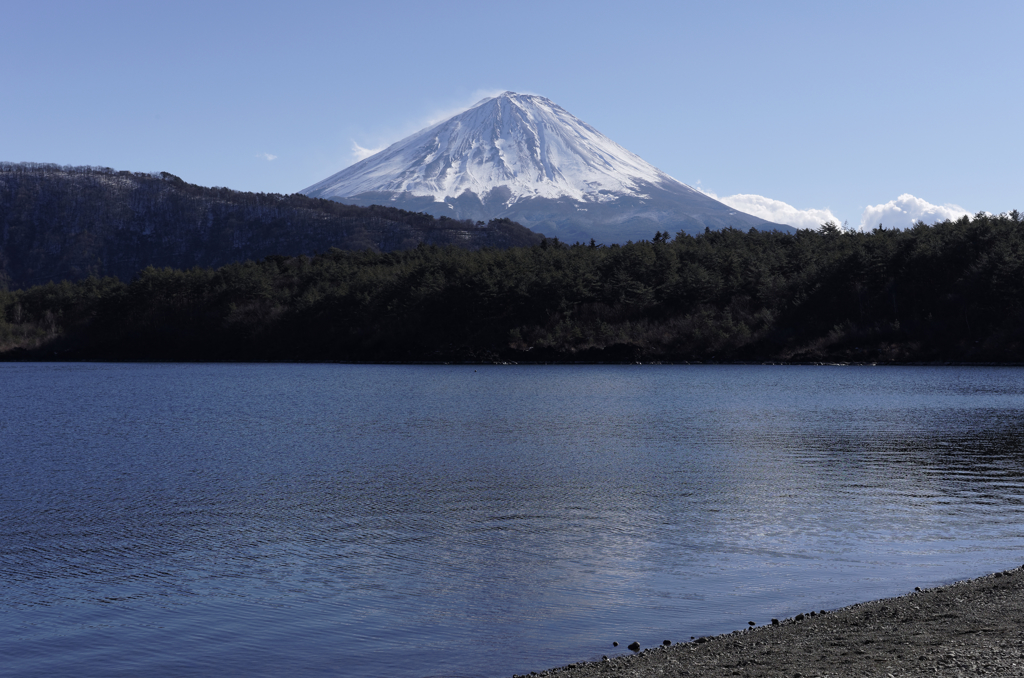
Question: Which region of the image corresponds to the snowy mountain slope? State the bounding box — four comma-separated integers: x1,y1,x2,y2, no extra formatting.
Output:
304,92,791,243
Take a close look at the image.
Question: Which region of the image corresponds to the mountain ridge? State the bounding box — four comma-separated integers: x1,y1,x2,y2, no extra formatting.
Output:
0,162,542,289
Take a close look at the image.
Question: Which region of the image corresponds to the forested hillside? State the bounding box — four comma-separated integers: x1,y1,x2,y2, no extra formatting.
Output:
0,163,542,289
2,211,1022,363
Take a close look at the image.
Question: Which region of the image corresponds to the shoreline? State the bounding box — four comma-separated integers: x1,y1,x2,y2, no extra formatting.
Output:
521,565,1024,677
3,357,1024,367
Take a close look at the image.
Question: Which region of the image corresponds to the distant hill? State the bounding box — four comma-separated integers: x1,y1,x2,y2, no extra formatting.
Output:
304,92,794,244
0,162,543,289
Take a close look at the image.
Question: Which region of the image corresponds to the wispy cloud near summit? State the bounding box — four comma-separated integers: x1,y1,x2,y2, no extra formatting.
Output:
348,89,509,166
351,142,385,163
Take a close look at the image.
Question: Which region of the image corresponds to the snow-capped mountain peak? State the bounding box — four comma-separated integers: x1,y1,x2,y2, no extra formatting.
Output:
305,92,691,205
303,92,790,244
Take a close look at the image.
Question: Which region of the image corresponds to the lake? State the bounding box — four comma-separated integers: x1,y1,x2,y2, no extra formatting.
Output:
2,363,1023,677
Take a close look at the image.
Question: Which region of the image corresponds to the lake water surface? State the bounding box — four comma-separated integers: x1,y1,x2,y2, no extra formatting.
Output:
2,363,1024,677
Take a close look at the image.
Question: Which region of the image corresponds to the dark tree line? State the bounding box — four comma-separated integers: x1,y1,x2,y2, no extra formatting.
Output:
2,210,1023,363
0,163,542,289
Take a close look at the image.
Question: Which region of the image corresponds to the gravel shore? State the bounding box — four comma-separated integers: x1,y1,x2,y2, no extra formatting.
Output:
519,565,1024,677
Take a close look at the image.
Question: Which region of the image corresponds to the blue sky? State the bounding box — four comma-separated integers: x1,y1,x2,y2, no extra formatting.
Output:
3,0,1021,229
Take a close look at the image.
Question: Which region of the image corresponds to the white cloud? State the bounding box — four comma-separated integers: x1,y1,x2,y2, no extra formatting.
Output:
348,89,509,166
697,187,840,230
351,142,386,163
423,88,507,126
693,189,972,232
257,153,277,161
859,194,970,230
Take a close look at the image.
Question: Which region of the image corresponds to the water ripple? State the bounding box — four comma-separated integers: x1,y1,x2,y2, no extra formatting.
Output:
2,364,1024,677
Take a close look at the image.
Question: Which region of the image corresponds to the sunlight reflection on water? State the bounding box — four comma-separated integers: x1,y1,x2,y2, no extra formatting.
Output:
2,363,1023,677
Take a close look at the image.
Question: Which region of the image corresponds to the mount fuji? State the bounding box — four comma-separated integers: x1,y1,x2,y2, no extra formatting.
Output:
303,92,792,244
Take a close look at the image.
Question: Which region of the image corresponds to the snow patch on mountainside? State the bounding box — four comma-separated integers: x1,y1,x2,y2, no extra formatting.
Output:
304,92,699,205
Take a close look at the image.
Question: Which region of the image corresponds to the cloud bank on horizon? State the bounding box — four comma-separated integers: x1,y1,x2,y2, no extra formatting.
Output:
700,189,971,232
859,194,971,231
698,190,840,230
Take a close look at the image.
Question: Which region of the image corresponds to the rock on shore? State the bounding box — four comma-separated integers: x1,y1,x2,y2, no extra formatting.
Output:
517,565,1024,677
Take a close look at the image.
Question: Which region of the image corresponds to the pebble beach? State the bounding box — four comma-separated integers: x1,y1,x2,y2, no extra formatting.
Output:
520,565,1024,677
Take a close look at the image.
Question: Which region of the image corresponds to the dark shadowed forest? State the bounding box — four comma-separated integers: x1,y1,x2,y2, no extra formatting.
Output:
2,211,1023,363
